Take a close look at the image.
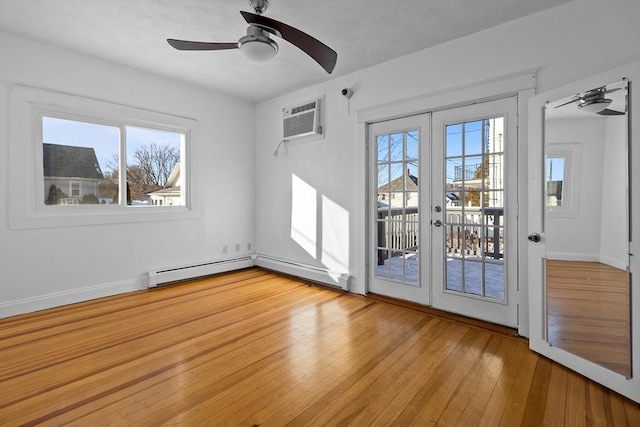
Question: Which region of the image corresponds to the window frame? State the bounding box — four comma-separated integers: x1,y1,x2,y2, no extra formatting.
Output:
545,143,581,218
9,84,200,229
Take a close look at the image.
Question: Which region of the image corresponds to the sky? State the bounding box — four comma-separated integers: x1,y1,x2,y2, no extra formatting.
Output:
42,116,182,174
376,120,488,189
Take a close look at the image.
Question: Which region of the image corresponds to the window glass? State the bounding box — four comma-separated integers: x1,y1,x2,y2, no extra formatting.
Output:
546,156,565,207
125,127,184,207
42,116,118,206
42,116,185,208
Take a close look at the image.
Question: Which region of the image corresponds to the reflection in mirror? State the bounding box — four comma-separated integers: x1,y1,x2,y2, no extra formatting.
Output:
544,79,631,377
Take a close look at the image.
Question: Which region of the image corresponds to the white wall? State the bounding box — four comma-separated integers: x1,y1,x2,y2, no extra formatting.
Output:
600,115,629,268
0,32,256,316
545,117,605,260
254,1,640,309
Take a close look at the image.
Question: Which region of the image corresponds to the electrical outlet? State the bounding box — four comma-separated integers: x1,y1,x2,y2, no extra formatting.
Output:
235,244,240,252
222,245,228,254
247,242,252,251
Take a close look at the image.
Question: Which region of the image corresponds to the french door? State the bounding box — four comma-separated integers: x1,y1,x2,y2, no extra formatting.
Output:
431,98,519,326
369,97,519,327
369,114,430,305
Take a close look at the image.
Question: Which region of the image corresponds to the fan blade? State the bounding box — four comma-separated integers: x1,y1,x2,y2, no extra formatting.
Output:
597,108,625,116
240,11,337,73
554,97,580,109
167,39,238,51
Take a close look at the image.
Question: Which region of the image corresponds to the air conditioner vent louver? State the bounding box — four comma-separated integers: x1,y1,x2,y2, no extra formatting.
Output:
291,102,316,115
283,97,323,140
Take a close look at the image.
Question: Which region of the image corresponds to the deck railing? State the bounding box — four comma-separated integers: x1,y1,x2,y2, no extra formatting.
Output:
377,205,503,265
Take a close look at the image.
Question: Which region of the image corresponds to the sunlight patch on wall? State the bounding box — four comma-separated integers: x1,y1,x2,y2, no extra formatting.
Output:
321,195,350,283
291,174,317,258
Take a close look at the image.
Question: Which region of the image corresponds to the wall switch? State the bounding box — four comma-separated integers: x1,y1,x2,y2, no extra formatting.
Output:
222,245,228,254
247,243,252,251
235,244,240,252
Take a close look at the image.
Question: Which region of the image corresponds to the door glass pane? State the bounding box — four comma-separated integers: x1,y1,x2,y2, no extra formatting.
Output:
446,124,463,157
390,133,403,162
377,135,389,162
444,117,505,300
376,128,420,284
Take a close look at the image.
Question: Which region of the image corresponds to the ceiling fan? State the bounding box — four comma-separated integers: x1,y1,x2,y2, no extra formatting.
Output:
167,0,337,74
554,86,624,115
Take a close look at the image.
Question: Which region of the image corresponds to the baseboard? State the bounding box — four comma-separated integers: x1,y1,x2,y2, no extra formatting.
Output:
599,255,628,271
254,255,351,291
546,252,599,263
1,254,352,318
547,252,628,271
148,255,256,287
0,278,144,319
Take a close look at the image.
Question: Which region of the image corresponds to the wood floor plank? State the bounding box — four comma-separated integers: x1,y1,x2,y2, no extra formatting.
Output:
546,260,631,377
0,268,638,426
487,341,540,427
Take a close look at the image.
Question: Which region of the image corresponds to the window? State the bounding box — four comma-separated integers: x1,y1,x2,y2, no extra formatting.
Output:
545,156,565,207
545,143,580,217
41,115,185,208
8,85,198,229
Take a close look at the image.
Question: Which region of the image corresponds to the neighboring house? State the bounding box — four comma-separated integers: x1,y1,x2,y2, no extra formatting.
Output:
377,168,419,208
378,168,461,207
43,143,104,204
147,163,183,206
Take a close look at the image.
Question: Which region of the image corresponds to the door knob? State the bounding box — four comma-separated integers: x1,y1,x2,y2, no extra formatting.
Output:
528,233,541,242
433,220,443,227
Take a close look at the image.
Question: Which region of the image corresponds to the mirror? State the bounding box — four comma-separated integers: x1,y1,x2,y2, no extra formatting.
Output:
544,79,631,377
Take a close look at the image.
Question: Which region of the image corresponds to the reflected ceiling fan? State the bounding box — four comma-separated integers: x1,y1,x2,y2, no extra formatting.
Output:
554,86,624,115
167,0,337,73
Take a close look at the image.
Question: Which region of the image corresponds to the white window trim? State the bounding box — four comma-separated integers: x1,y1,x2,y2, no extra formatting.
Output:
545,143,581,218
9,84,200,229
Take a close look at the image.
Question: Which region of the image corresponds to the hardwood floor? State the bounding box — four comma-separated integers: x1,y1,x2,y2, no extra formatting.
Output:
546,260,631,377
1,268,638,426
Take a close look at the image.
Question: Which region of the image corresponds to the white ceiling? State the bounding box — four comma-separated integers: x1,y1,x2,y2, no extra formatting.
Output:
0,0,572,103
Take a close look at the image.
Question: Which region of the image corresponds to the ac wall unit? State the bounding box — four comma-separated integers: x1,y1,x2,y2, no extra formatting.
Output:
283,97,323,140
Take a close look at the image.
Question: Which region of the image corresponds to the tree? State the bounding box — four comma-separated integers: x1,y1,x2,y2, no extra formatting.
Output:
105,143,179,202
46,184,66,205
130,143,179,188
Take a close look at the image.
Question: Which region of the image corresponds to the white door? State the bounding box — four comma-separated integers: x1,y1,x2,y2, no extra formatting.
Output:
528,74,639,403
369,114,430,305
431,97,519,327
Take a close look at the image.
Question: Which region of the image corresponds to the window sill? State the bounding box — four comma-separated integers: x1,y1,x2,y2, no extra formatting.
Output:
10,206,200,230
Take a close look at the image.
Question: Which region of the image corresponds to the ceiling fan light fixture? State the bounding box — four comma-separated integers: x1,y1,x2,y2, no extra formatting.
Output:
577,98,612,114
238,27,278,62
239,38,278,62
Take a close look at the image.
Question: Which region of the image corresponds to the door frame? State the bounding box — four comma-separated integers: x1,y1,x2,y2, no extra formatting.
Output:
527,63,640,403
356,70,536,336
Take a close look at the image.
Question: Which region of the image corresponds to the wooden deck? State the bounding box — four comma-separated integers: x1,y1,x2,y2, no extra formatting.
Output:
1,268,638,426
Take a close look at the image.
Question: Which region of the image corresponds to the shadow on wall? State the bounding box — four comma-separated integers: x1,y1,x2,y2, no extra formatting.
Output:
290,174,349,283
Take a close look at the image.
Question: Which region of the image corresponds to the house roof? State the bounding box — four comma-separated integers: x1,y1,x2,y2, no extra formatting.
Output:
148,186,181,196
378,169,419,192
43,143,104,180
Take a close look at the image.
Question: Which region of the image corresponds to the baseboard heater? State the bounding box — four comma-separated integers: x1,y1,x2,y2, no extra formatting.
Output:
148,255,256,288
254,255,351,291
